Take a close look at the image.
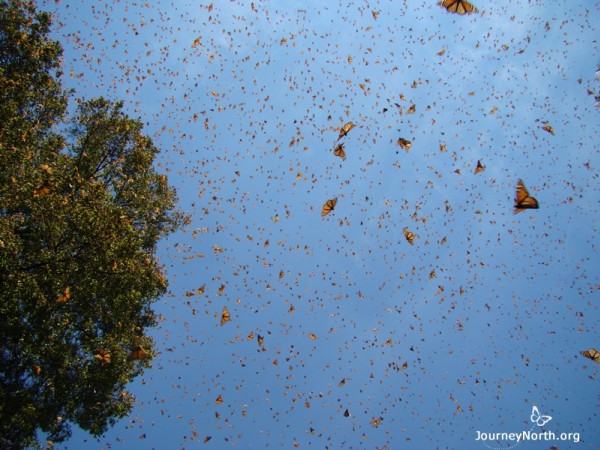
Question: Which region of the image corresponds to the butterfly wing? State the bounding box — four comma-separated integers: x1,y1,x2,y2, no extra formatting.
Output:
536,414,552,426
515,180,530,203
530,405,540,423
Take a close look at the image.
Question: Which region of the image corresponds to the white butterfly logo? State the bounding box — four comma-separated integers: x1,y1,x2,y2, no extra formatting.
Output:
530,405,552,427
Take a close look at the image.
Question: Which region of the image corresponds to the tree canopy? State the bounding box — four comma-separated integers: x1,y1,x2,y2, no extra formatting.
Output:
0,1,184,448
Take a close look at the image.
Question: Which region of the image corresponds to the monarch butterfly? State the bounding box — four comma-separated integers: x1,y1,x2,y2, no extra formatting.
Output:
542,125,555,135
128,346,150,360
474,160,485,174
220,307,231,325
333,143,346,160
321,198,338,216
580,348,599,363
94,348,111,364
403,228,415,245
35,180,51,197
440,0,478,15
338,122,355,140
370,417,383,427
56,286,70,303
397,138,412,152
40,164,53,174
309,332,318,340
343,409,350,417
257,334,264,346
215,394,223,404
514,179,539,213
406,104,416,114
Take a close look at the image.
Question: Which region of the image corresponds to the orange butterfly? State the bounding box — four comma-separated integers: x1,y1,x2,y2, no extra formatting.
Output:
35,180,51,197
94,348,111,364
56,286,71,303
541,125,555,135
333,143,346,160
514,179,539,213
397,138,412,152
370,417,383,427
321,198,338,216
580,348,599,363
440,0,478,15
220,307,231,325
474,160,485,174
403,228,415,245
337,122,355,140
128,346,150,361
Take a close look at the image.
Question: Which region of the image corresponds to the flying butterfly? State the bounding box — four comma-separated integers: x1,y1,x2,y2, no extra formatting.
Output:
474,160,485,174
514,179,539,213
333,143,346,160
128,346,150,361
403,228,415,245
321,198,338,216
370,417,383,427
220,307,231,325
337,122,355,140
440,0,478,14
541,124,555,135
580,348,599,363
397,138,412,152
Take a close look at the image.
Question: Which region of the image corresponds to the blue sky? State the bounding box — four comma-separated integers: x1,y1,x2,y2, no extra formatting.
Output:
42,0,599,448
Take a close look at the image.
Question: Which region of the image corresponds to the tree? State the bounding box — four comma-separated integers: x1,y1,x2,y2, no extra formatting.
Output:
0,1,185,448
